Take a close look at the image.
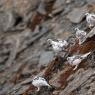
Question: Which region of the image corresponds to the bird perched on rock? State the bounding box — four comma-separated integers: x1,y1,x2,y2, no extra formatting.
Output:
67,52,91,70
85,13,95,28
32,76,51,91
75,28,87,44
47,39,68,52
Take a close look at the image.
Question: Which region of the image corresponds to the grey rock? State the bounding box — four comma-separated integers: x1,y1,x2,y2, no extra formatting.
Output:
37,1,47,15
39,51,54,67
74,0,86,7
51,6,64,16
2,0,40,17
86,27,95,38
0,11,15,32
43,0,55,3
49,71,63,88
52,0,65,16
81,27,95,44
87,0,95,4
59,68,95,95
11,85,29,95
0,0,4,6
67,5,88,23
53,0,65,10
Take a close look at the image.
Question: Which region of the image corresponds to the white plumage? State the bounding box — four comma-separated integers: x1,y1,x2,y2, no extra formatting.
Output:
57,39,68,47
75,28,87,44
67,52,91,70
47,39,68,52
85,13,95,28
32,76,51,91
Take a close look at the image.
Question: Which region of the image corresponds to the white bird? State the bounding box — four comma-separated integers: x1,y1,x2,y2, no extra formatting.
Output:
57,39,68,47
75,28,87,44
67,52,91,70
85,13,95,28
47,39,68,52
32,76,51,91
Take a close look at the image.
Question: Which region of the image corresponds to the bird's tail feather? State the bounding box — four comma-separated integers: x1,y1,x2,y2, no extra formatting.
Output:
81,52,91,59
47,84,51,88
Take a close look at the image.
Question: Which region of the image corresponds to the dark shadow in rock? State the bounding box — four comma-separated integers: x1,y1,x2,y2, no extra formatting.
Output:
14,16,23,26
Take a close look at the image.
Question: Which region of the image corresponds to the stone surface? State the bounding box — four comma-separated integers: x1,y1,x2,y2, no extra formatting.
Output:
59,68,95,95
39,51,54,67
53,0,65,10
51,6,64,16
2,0,40,17
37,1,46,15
86,27,95,38
81,27,95,43
87,0,95,4
0,11,15,32
67,5,88,23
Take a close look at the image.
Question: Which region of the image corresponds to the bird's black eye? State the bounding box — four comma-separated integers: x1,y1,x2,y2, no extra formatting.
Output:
41,78,45,81
34,77,39,80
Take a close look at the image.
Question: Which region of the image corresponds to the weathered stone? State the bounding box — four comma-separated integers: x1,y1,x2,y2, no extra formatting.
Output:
13,0,40,16
51,6,64,16
49,72,62,88
2,0,40,17
0,0,4,6
0,11,15,32
37,1,47,15
39,51,54,67
87,0,95,4
65,0,72,4
43,0,55,3
51,0,65,15
81,27,95,44
67,6,88,23
11,85,29,95
74,0,86,7
59,68,95,95
53,0,65,10
86,27,95,38
87,3,95,13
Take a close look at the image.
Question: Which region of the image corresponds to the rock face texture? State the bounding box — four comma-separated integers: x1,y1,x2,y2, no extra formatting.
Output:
67,5,88,23
0,0,95,95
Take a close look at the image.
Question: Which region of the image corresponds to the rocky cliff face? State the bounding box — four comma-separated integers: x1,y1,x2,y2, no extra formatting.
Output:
0,0,95,95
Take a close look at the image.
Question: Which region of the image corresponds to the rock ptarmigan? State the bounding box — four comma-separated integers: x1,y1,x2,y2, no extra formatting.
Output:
67,52,91,70
32,76,51,91
85,13,95,28
47,39,68,52
75,28,87,44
